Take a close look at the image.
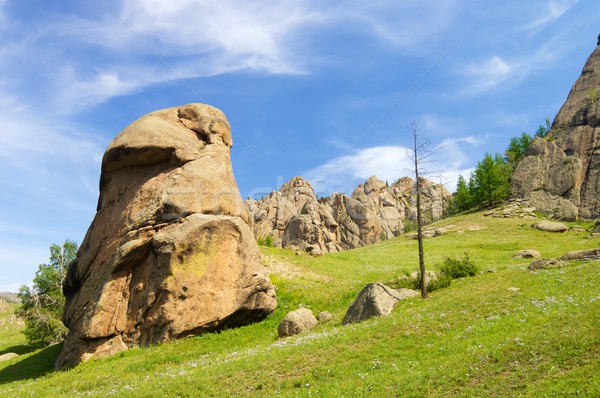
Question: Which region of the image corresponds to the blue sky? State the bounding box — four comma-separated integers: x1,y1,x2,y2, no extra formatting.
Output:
1,0,598,291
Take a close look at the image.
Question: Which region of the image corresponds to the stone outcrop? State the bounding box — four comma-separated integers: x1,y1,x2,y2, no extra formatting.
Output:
248,175,450,253
342,283,419,325
56,104,276,369
512,37,600,220
247,177,341,254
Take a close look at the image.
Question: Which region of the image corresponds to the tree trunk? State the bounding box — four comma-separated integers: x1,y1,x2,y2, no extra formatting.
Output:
413,133,427,299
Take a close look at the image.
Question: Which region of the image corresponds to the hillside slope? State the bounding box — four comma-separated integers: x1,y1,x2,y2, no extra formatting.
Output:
1,211,598,397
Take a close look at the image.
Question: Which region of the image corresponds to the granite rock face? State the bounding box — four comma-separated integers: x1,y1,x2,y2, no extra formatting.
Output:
56,104,277,369
512,37,600,220
248,176,450,253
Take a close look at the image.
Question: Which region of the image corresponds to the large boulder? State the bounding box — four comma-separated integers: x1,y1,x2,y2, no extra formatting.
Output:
512,37,600,220
342,283,418,325
56,104,277,369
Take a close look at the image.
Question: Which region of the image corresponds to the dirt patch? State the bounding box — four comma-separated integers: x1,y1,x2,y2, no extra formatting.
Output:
262,255,334,282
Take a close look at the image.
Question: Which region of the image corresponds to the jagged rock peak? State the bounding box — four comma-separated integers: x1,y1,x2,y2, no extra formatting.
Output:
56,104,276,369
512,37,600,220
281,176,314,191
248,175,450,253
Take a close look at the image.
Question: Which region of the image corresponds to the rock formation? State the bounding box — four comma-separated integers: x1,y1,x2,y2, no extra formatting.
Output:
512,37,600,220
56,104,277,369
247,176,451,253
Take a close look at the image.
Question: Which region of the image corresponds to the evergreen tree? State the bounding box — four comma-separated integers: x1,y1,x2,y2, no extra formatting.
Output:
534,118,552,138
472,153,511,207
505,132,533,170
17,240,78,346
452,175,473,212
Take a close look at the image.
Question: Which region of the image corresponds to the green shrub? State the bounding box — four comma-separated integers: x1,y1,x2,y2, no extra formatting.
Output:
379,231,388,241
439,252,479,279
403,219,415,233
265,235,274,247
258,235,275,247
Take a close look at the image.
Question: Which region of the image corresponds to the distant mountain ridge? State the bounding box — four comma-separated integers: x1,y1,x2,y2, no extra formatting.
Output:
247,175,451,254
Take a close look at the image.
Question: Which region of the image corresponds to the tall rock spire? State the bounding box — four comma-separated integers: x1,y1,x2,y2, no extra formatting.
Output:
512,36,600,219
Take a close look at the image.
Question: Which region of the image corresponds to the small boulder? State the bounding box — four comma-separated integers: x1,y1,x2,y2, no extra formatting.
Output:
560,248,600,261
278,308,318,337
507,287,521,293
0,353,18,362
569,226,587,232
513,249,541,259
533,220,569,233
316,311,333,323
528,258,568,270
342,283,417,325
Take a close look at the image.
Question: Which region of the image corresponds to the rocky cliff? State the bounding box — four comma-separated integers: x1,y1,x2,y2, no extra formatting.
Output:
56,104,276,369
247,175,451,253
512,36,600,220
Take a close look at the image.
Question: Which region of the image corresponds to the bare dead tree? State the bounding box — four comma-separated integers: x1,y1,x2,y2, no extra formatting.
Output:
406,121,438,299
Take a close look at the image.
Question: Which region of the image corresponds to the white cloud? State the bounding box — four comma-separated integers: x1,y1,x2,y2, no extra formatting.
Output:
304,137,477,195
42,0,474,111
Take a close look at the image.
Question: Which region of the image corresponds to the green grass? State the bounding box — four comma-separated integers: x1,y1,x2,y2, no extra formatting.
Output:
0,212,598,397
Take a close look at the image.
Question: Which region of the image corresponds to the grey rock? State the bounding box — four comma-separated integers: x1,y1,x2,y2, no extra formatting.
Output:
278,308,318,337
342,283,418,325
316,311,333,323
513,249,542,259
533,220,569,232
528,258,569,270
560,248,600,260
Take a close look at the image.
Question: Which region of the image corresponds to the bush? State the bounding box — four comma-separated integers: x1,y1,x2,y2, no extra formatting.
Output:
439,252,479,279
403,219,415,233
257,235,275,247
414,271,452,293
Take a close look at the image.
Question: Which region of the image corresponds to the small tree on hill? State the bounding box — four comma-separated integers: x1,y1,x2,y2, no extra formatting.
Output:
407,121,440,299
17,240,78,346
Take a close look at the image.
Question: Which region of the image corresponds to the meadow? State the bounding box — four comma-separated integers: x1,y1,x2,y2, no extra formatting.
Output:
1,211,598,397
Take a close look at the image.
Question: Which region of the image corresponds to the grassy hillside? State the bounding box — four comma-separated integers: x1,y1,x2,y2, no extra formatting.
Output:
0,212,598,397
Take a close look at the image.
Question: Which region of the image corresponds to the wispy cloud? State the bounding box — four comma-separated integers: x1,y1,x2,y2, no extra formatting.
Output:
524,0,579,34
459,39,562,95
336,1,463,50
